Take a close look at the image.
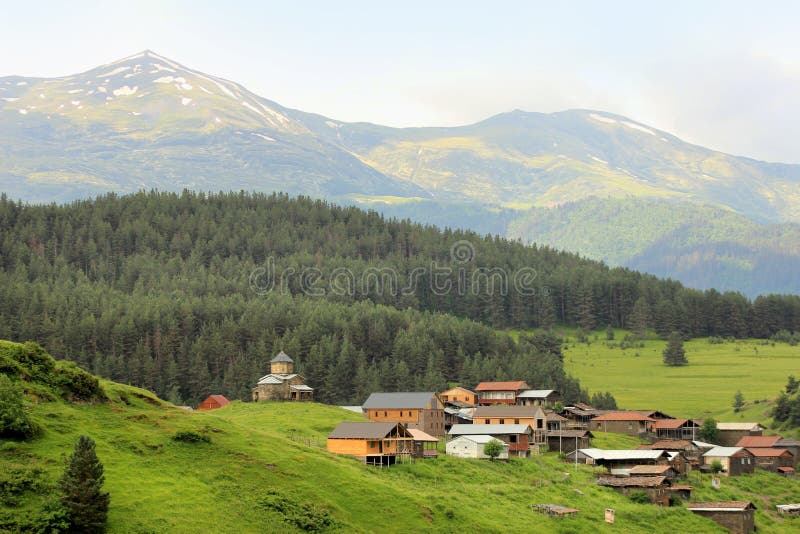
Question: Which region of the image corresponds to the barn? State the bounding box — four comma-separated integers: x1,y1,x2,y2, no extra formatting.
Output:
197,395,230,411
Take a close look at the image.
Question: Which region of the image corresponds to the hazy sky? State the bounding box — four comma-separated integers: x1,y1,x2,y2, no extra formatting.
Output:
3,1,800,162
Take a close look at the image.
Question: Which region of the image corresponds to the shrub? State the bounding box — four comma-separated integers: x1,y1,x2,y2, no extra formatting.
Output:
628,491,650,504
0,375,39,439
259,490,337,532
53,361,106,402
172,431,211,444
710,459,724,473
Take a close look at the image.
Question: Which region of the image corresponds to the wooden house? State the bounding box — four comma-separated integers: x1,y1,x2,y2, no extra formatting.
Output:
686,502,756,534
252,352,314,402
444,406,473,431
653,418,700,440
448,423,532,457
475,381,529,405
197,395,230,411
362,392,445,436
327,422,413,465
776,439,800,464
715,423,764,447
407,428,439,459
735,435,782,448
516,389,560,407
559,405,609,429
473,405,547,450
439,386,478,406
446,435,509,460
702,447,755,476
745,448,794,472
589,412,655,436
628,464,677,482
545,410,567,431
547,429,593,453
597,476,671,506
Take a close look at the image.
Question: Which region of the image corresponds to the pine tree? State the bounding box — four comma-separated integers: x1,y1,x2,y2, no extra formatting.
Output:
662,331,688,366
733,390,745,412
59,435,110,533
629,297,650,337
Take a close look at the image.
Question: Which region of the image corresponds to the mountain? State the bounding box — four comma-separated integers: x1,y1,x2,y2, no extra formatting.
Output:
0,51,425,201
4,51,800,296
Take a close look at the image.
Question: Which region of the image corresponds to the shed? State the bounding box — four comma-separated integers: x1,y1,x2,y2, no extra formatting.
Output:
745,448,794,472
547,429,593,453
197,395,230,411
446,435,509,460
568,448,670,469
407,428,439,459
686,501,756,534
597,476,670,506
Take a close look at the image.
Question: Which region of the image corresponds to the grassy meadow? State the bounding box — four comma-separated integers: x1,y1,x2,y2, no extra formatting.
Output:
557,329,799,428
6,392,800,533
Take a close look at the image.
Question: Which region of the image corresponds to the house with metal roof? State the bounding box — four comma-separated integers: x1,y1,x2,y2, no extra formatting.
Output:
327,422,413,466
702,446,755,476
449,423,533,457
252,352,314,402
566,448,671,469
446,435,509,460
362,392,445,436
715,422,765,446
686,501,756,533
516,389,560,407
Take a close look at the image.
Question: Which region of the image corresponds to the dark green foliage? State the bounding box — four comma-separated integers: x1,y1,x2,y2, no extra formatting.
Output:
54,361,105,402
733,390,745,412
171,431,211,444
59,436,110,533
483,439,504,460
605,325,615,341
787,375,799,395
699,418,719,443
589,391,618,410
0,192,796,403
773,376,800,428
628,491,650,504
258,490,337,532
662,332,688,366
0,375,39,439
710,460,724,473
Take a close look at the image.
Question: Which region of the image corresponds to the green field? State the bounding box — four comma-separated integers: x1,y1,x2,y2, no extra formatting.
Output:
562,331,800,427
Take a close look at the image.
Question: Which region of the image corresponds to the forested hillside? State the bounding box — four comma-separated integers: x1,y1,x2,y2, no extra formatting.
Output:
1,191,799,404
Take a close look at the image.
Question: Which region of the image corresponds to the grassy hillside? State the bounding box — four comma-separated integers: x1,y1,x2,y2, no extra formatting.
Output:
561,330,800,431
3,341,800,533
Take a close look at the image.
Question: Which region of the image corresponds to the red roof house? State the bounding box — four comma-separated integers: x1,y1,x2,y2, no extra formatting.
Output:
735,435,782,448
474,381,530,405
197,395,230,411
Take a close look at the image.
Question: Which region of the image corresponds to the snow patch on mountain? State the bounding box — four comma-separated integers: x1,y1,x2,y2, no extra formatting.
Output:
589,113,616,124
622,121,655,136
97,66,130,77
252,133,275,142
113,86,138,96
181,97,192,106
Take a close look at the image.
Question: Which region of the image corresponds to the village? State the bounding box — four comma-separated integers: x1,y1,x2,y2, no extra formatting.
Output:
194,352,799,534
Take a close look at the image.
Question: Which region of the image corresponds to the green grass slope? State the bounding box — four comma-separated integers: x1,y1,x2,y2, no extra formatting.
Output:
3,341,800,532
562,331,800,430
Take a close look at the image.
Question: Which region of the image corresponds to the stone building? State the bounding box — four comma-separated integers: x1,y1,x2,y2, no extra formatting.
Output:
251,351,314,402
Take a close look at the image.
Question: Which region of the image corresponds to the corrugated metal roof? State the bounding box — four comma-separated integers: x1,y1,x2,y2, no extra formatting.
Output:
598,476,667,488
591,412,655,422
703,446,747,458
629,465,673,475
687,501,756,511
517,389,557,398
474,381,529,391
449,424,531,435
328,422,409,439
577,449,669,461
716,422,764,431
270,351,294,363
362,392,438,410
547,430,592,438
290,384,314,391
257,376,283,385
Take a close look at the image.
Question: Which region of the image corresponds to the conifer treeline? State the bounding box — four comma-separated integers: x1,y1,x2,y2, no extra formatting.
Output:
1,191,798,403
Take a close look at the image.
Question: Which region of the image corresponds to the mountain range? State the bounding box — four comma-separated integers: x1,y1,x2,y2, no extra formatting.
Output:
2,50,799,297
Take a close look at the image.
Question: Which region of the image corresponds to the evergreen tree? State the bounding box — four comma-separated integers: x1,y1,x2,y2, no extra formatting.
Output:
787,375,799,395
59,435,110,533
733,390,745,412
629,297,650,337
662,331,688,366
698,418,718,443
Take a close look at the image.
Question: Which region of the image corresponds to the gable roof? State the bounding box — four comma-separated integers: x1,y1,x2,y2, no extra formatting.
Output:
545,411,568,422
591,412,655,422
654,418,697,430
475,381,529,391
598,476,667,488
451,434,507,445
441,386,476,395
735,435,782,448
328,422,410,440
686,501,756,511
716,422,764,431
473,405,544,418
703,446,751,458
746,448,793,458
270,351,294,363
203,395,229,406
629,465,673,475
362,392,439,410
547,430,593,439
449,424,531,436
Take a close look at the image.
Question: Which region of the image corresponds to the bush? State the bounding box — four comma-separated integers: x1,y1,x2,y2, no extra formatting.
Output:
259,490,337,532
0,375,40,439
53,361,106,402
172,431,211,444
629,491,650,504
710,459,724,473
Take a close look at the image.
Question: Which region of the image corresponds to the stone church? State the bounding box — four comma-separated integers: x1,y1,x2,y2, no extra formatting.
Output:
252,351,314,402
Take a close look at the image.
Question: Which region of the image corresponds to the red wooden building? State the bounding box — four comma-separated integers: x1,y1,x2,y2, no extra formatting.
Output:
197,395,230,411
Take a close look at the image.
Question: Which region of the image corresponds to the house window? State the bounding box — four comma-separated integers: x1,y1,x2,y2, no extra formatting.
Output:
515,419,520,424
499,419,505,424
537,420,543,429
509,435,517,443
384,411,387,417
